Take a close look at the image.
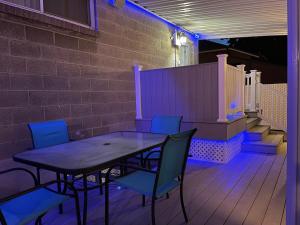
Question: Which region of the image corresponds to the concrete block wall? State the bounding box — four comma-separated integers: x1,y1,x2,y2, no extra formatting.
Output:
0,0,198,159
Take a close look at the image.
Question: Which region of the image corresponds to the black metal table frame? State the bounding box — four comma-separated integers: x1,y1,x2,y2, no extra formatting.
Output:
13,131,165,225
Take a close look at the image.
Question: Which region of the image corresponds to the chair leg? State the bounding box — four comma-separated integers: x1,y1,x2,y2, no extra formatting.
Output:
99,171,103,195
105,177,109,225
147,160,151,170
73,188,82,225
180,183,188,223
151,196,156,225
142,195,146,207
56,173,63,214
34,217,42,225
36,168,41,185
166,193,170,199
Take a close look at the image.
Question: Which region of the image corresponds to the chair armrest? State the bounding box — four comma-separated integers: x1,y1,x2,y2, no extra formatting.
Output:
0,179,78,203
0,168,38,186
144,150,161,161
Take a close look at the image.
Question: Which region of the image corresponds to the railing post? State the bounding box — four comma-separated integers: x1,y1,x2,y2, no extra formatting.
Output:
248,70,257,112
217,54,228,122
133,64,143,119
255,71,262,112
237,64,246,115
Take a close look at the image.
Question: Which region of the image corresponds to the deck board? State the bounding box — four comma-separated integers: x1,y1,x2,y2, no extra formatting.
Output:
32,151,286,225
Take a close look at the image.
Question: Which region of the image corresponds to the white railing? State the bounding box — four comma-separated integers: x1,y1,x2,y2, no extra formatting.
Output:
245,70,262,112
260,84,287,131
217,54,245,122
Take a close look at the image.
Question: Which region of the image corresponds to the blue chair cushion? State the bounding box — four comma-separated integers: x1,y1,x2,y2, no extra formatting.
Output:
0,188,70,225
28,120,69,149
115,171,179,198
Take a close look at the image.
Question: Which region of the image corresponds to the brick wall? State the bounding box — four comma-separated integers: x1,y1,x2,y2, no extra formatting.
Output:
0,0,197,159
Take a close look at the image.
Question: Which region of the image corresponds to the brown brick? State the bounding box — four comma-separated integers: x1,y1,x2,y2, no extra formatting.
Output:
69,78,90,91
0,73,10,89
109,80,134,91
0,139,32,159
12,107,44,124
79,39,97,53
0,37,8,54
43,76,69,90
41,46,69,61
91,103,110,115
116,92,135,102
27,59,56,76
91,79,109,91
11,75,43,90
69,51,90,65
80,66,108,79
70,128,93,140
71,104,92,117
82,116,101,128
12,124,31,141
92,127,109,136
58,91,82,104
0,109,12,125
65,118,82,131
0,55,9,72
11,40,41,57
8,56,26,74
45,105,70,120
0,91,28,107
57,63,80,77
29,91,58,106
0,20,25,40
55,33,78,50
101,114,123,126
26,26,54,45
0,125,13,142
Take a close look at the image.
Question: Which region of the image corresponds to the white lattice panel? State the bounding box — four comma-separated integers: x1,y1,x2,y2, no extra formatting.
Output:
190,132,244,163
260,84,287,131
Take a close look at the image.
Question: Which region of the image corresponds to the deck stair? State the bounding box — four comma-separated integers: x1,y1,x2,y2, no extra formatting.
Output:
242,115,284,154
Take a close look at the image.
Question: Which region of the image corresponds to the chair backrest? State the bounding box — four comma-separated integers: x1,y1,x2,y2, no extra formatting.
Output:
151,115,182,135
28,120,69,149
155,129,197,190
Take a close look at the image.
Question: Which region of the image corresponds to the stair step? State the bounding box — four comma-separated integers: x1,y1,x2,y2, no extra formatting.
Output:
245,125,270,141
246,118,261,129
245,111,259,118
242,134,284,154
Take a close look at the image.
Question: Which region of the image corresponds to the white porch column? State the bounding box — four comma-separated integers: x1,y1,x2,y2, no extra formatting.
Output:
133,64,143,119
287,0,300,224
237,64,246,115
217,54,228,122
248,70,257,112
255,71,262,111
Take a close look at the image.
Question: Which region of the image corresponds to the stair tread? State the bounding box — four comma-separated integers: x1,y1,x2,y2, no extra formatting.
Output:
246,118,259,124
243,134,284,146
247,125,270,133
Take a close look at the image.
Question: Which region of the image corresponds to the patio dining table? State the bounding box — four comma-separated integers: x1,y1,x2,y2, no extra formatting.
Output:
13,131,166,225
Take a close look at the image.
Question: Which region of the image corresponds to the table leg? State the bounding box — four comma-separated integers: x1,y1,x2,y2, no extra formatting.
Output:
56,172,63,214
83,174,88,225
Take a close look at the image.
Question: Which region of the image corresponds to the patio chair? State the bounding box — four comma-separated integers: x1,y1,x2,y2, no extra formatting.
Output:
28,120,103,193
138,115,182,168
0,168,81,225
105,128,197,225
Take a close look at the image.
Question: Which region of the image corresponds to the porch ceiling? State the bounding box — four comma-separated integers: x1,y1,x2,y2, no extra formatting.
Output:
132,0,287,39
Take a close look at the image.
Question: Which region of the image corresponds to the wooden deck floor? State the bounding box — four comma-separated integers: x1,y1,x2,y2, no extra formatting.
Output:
39,145,287,225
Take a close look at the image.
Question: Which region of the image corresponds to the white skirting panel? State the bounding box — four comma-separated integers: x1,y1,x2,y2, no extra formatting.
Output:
189,132,244,164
